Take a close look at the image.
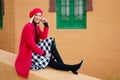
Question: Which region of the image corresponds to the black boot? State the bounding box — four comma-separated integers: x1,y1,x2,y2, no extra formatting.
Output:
70,60,84,75
51,41,64,63
49,59,84,75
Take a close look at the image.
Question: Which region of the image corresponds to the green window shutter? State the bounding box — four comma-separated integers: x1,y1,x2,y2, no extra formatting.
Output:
57,0,86,29
0,16,2,29
0,0,3,29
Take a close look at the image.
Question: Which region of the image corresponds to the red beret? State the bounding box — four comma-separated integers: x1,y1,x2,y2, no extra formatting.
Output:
29,8,43,18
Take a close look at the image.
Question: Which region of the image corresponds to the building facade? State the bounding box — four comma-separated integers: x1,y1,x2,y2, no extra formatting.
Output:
0,0,120,79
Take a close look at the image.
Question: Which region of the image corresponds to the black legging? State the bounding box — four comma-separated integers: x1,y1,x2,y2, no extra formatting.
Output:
48,40,83,74
48,51,83,75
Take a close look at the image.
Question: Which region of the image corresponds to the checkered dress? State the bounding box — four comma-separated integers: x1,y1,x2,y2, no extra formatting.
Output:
30,37,54,70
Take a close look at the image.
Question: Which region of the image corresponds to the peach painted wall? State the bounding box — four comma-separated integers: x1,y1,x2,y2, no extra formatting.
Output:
0,0,15,52
0,0,120,79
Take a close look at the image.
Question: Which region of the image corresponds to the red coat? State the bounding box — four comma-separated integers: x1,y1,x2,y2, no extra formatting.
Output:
15,22,49,78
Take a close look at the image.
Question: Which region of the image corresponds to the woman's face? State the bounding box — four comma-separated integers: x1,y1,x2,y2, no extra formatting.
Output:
33,13,42,24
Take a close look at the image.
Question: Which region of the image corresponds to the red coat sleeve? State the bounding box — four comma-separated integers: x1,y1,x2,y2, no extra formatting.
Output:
23,24,44,56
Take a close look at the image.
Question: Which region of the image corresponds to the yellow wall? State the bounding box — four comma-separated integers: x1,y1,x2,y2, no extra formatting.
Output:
0,0,120,79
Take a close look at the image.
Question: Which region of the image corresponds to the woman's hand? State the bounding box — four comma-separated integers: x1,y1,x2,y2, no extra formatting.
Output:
40,17,48,23
45,53,51,58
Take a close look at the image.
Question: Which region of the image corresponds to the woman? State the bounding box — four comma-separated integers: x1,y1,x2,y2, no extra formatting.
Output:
15,8,83,78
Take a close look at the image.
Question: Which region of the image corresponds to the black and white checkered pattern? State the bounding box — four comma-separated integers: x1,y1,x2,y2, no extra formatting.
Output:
30,37,54,70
